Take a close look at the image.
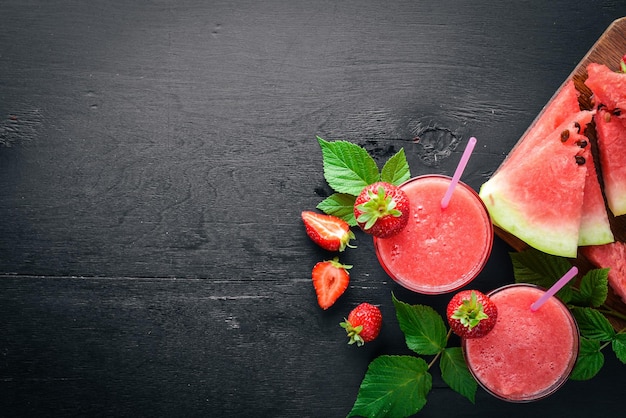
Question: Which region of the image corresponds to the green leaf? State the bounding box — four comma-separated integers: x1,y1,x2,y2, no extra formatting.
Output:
316,193,357,226
347,355,432,418
570,337,604,381
571,307,616,341
316,136,380,195
392,293,447,355
440,347,477,403
380,148,410,186
510,248,574,303
612,333,626,364
569,268,609,307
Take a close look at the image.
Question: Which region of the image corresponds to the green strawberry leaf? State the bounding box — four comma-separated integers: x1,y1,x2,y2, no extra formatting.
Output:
439,347,477,403
380,148,410,186
511,248,574,303
569,268,609,307
317,136,380,196
316,193,357,226
570,337,604,381
571,307,616,341
392,293,447,355
612,333,626,364
347,355,431,418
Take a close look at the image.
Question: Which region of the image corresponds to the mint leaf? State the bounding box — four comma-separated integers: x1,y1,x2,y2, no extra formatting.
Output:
440,347,477,403
380,148,410,186
570,337,604,381
392,293,447,355
511,248,574,303
347,355,431,418
569,268,609,307
317,136,380,195
571,307,616,341
612,333,626,364
316,193,357,226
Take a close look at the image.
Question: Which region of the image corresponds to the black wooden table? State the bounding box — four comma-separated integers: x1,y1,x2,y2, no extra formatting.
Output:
2,1,626,417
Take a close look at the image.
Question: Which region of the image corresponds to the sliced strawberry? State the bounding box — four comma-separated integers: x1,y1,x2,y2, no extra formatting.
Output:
311,257,351,310
353,182,410,238
302,211,356,252
446,290,497,339
340,302,382,346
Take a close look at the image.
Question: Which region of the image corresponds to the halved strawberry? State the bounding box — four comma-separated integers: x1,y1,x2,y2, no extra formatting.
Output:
311,257,351,310
353,182,410,238
302,211,356,252
340,302,382,346
446,290,497,339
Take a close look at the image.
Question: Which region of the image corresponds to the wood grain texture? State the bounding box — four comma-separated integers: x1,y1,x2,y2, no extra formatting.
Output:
1,1,626,417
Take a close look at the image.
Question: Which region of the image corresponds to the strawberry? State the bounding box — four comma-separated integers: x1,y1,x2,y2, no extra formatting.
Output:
340,302,382,346
302,211,356,252
311,257,351,309
446,290,498,339
353,182,410,238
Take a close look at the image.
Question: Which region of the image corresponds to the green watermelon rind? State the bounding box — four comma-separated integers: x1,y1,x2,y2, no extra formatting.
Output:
479,177,580,258
578,216,614,246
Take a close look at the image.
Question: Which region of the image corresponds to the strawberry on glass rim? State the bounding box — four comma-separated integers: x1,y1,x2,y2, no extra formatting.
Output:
446,290,497,339
353,182,410,238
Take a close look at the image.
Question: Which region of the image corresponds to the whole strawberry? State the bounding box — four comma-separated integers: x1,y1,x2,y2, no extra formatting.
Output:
312,257,351,310
353,182,410,238
302,211,356,252
340,302,382,346
446,290,497,339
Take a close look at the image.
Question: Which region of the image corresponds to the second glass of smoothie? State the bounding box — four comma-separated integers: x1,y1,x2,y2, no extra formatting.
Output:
463,283,580,402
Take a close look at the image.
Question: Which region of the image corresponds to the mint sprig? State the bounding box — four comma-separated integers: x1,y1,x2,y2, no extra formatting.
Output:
348,294,476,418
511,248,626,381
315,136,410,226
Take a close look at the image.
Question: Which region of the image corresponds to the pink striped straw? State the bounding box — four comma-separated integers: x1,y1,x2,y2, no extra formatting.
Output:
441,137,477,209
530,266,578,312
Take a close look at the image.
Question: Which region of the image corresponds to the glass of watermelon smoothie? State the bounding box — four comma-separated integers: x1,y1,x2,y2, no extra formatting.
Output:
463,283,579,402
373,175,493,294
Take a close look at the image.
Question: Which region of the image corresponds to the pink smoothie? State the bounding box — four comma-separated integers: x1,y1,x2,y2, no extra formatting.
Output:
373,175,493,294
464,284,579,402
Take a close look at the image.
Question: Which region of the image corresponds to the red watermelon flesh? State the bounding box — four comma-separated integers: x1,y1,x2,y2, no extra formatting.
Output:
579,146,614,246
581,241,626,304
498,80,581,173
594,108,626,216
480,111,594,257
585,63,626,113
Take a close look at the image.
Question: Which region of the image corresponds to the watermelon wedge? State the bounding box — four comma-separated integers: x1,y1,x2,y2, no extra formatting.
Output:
585,63,626,113
578,149,614,246
498,80,581,173
479,111,594,258
581,241,626,304
594,108,626,216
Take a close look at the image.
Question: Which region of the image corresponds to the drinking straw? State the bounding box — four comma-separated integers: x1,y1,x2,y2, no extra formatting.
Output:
441,136,477,209
530,266,578,312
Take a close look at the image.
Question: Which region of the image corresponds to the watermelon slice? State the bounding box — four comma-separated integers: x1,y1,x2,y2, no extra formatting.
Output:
594,108,626,216
579,148,614,246
480,111,594,258
498,80,581,173
581,241,626,304
585,63,626,113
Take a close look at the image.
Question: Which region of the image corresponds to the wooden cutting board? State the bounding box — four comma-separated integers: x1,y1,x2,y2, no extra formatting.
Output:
493,17,626,331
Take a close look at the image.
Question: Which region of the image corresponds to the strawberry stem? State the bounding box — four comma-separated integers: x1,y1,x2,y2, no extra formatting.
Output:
451,291,488,330
356,186,401,230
